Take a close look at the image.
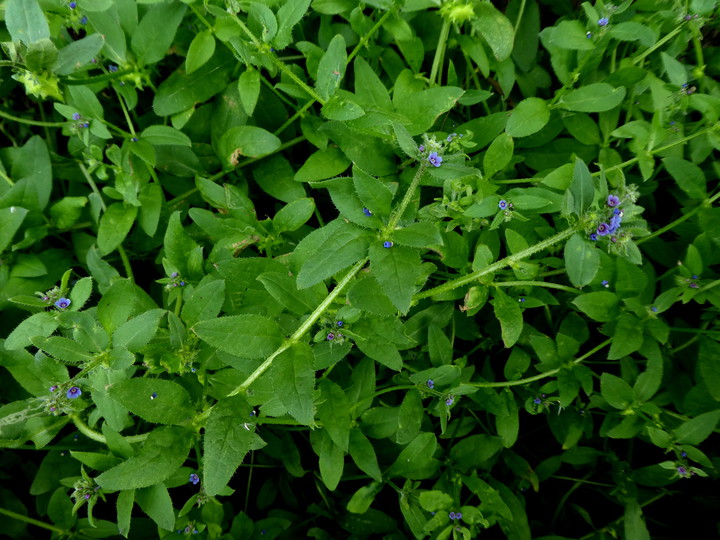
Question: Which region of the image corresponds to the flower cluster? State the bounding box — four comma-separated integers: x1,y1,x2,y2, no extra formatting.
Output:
590,194,624,242
449,511,463,521
164,271,186,290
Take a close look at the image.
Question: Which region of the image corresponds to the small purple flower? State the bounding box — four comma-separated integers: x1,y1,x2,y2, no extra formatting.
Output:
681,451,688,458
55,298,71,309
50,385,58,392
677,466,690,477
81,122,89,128
651,306,658,312
456,512,462,520
598,17,609,26
336,321,344,327
428,151,443,167
131,137,138,142
684,14,693,21
80,16,87,24
179,281,186,286
66,386,82,399
601,280,609,287
327,333,335,341
449,512,456,520
689,282,699,289
150,392,157,400
427,379,434,389
108,65,118,73
606,194,620,207
362,207,373,217
418,145,425,153
446,133,457,142
609,214,622,230
189,473,200,485
692,275,699,279
171,272,178,278
445,395,454,407
596,223,611,236
383,241,393,248
84,493,91,500
498,200,508,210
518,297,526,303
533,397,542,404
589,233,598,241
72,112,81,120
69,1,77,8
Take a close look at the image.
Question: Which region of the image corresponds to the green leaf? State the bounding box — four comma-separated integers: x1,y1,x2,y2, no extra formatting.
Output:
506,98,550,137
274,0,312,50
108,378,194,425
131,2,187,65
321,93,365,121
273,197,315,233
392,222,442,248
316,379,352,451
257,272,323,315
353,167,394,217
140,125,191,147
347,482,383,514
113,309,165,352
624,499,651,540
418,490,453,512
449,434,503,472
369,244,421,314
97,279,136,333
353,56,392,111
609,22,656,47
661,52,687,86
674,410,720,445
96,426,192,490
569,157,594,215
543,20,595,50
394,82,464,136
474,2,515,61
316,34,347,101
484,133,514,179
4,312,58,351
271,343,316,426
218,126,281,165
181,280,225,327
0,345,67,396
564,233,599,287
572,292,618,322
204,395,261,496
238,68,261,116
54,33,105,75
559,83,627,112
392,121,418,158
388,432,439,479
396,391,423,445
0,206,28,253
116,489,133,538
348,429,382,482
699,339,720,401
97,203,138,256
347,275,397,316
32,336,93,365
601,373,634,409
297,222,369,289
135,484,175,531
312,430,344,491
492,288,523,348
295,147,351,182
5,0,50,43
662,157,706,200
186,30,215,74
608,314,644,360
193,315,283,359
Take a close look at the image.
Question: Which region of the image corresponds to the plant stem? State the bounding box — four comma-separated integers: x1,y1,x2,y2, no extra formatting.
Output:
70,414,149,445
513,0,527,34
415,227,576,301
468,338,612,388
78,163,107,212
637,189,720,245
631,25,684,65
493,280,581,294
0,506,73,537
0,107,65,127
117,245,134,282
429,18,451,87
228,258,369,397
386,162,428,231
346,9,393,66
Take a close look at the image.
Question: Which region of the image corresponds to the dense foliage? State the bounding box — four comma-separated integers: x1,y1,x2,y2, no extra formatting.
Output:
1,0,719,538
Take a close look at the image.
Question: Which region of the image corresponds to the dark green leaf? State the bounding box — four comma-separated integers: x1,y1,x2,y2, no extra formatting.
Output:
492,288,523,348
369,244,421,314
108,378,194,425
272,343,316,426
193,315,283,359
186,30,215,74
506,98,550,137
564,233,599,287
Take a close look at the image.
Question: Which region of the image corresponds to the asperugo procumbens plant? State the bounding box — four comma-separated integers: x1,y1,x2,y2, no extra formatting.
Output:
1,0,720,538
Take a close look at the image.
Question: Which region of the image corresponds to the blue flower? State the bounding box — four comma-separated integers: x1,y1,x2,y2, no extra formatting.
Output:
681,451,688,458
606,194,620,207
589,233,598,241
428,152,443,167
449,512,456,520
50,385,58,392
179,281,186,286
189,473,200,485
418,145,425,153
362,207,373,217
66,386,82,399
598,17,609,26
336,321,344,327
69,1,77,8
327,333,335,341
150,392,157,400
72,112,81,120
533,397,542,404
445,395,454,406
608,214,622,232
55,298,71,309
586,31,592,38
80,16,87,24
446,133,457,142
383,241,393,248
81,122,89,128
596,223,611,236
108,65,118,73
498,199,508,210
427,379,434,389
677,466,690,478
601,280,609,287
651,306,658,312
